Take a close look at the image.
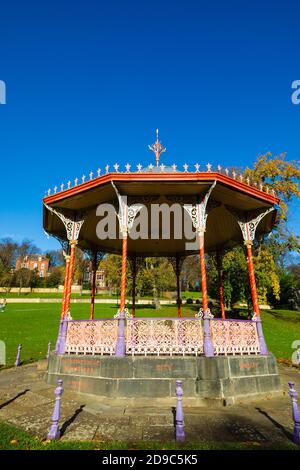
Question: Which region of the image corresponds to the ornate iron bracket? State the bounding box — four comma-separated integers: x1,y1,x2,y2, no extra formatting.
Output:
114,308,133,319
44,203,85,242
226,205,275,243
183,181,217,234
111,181,144,236
195,308,214,319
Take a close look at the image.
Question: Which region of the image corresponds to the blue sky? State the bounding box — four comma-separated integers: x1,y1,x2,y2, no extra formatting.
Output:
0,0,299,251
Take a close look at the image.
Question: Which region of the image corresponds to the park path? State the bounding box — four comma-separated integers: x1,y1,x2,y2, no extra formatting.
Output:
0,361,299,446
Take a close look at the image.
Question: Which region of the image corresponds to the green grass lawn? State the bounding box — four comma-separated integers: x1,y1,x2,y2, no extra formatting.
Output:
260,309,300,363
0,302,299,368
0,421,298,450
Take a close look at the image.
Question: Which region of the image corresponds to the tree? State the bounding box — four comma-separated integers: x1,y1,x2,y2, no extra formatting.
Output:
0,238,18,291
45,250,64,268
244,152,300,221
181,255,199,291
206,153,300,310
207,243,281,310
17,239,40,259
101,255,176,300
253,245,280,304
274,270,297,307
245,153,300,305
46,266,64,287
244,153,300,258
0,238,18,270
0,238,40,291
73,248,89,290
207,247,248,309
143,258,175,296
264,227,300,270
287,264,300,289
13,268,33,291
100,255,122,294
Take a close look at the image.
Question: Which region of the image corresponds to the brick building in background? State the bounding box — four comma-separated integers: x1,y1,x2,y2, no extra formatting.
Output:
15,255,50,278
83,267,107,290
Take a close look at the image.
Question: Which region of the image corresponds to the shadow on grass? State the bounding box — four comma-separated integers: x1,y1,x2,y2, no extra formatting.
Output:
60,404,85,437
0,389,30,409
263,310,300,323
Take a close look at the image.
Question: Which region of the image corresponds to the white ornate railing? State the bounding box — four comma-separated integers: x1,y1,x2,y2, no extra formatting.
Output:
126,318,203,356
65,319,118,355
64,317,261,357
210,319,260,355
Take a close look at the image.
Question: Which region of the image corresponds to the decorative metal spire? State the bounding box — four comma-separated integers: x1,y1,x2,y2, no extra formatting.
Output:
148,129,166,167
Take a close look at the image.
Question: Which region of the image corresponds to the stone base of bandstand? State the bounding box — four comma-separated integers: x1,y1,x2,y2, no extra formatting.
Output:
46,353,282,406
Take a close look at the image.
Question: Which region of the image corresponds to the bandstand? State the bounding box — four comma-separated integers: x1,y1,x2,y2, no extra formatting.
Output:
44,131,282,404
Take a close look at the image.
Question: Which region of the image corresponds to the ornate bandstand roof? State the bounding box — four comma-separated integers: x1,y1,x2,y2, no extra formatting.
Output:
43,131,279,257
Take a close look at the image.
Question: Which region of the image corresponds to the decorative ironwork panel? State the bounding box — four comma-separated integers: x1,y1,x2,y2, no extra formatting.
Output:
63,318,262,357
65,320,118,355
126,319,203,356
210,320,260,355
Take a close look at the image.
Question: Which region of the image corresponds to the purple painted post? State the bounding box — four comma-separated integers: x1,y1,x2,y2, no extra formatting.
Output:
115,312,126,357
46,341,51,359
175,380,185,442
288,382,300,445
55,320,68,355
254,316,268,356
14,344,22,367
203,311,214,357
47,379,64,440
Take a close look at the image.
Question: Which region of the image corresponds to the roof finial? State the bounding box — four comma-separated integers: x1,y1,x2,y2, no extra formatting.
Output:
148,129,166,167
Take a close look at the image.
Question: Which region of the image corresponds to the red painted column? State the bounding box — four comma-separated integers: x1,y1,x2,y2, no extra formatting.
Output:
245,241,260,316
90,256,97,320
120,235,128,313
60,255,70,319
199,233,208,311
64,240,77,316
132,273,136,318
216,249,225,319
131,257,136,317
176,257,181,318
